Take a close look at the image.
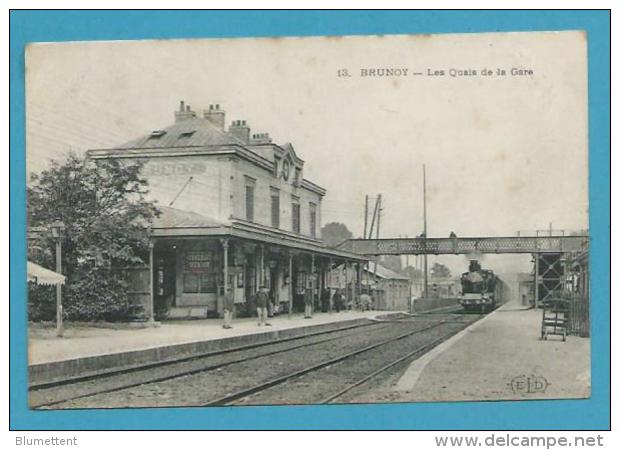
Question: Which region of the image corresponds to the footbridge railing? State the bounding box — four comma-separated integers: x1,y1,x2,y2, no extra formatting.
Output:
338,236,589,256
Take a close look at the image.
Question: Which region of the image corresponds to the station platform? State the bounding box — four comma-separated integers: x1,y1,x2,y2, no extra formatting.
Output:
28,310,387,384
395,301,591,401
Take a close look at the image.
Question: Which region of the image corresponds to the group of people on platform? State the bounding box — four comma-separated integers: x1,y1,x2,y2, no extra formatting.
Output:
303,287,345,318
221,286,375,329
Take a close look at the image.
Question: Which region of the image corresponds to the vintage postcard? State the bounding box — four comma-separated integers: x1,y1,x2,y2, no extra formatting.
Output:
25,32,590,409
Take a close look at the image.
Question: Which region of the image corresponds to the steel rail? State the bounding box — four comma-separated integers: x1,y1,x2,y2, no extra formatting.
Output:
320,333,452,404
31,320,400,409
30,319,384,391
203,320,451,406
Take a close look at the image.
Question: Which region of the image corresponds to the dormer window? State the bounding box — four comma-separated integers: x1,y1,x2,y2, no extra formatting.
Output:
177,130,195,141
149,130,167,139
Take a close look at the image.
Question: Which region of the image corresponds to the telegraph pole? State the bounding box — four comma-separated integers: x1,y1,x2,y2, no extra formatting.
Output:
368,196,379,240
366,195,381,281
376,194,382,239
405,234,412,310
375,195,382,282
404,235,409,268
363,195,369,239
423,165,428,299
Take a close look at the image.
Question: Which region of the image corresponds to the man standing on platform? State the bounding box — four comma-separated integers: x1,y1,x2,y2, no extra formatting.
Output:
303,287,313,319
256,285,271,326
360,291,372,311
321,288,330,312
222,287,234,329
333,288,343,313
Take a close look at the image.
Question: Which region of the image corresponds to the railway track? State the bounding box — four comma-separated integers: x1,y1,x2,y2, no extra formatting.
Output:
32,309,478,409
31,316,413,409
31,318,383,391
202,319,454,406
319,332,454,404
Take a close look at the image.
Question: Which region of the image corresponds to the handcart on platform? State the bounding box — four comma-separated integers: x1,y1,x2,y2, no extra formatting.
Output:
541,298,570,341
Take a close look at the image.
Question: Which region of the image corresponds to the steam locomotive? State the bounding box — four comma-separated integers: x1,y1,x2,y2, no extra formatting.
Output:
458,260,504,313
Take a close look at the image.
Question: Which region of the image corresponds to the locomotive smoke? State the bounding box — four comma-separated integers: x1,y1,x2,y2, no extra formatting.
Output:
464,253,485,263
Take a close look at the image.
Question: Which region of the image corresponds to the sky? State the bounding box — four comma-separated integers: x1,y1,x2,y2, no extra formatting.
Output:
25,32,589,278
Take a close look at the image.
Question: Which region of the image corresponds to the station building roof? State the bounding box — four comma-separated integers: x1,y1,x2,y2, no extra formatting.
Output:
154,205,223,229
118,117,245,150
88,104,327,197
364,261,409,281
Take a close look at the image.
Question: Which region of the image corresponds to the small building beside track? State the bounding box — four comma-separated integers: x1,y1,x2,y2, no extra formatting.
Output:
362,262,410,311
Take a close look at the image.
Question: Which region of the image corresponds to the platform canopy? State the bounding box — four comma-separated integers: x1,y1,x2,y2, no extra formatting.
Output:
151,205,368,262
27,261,65,286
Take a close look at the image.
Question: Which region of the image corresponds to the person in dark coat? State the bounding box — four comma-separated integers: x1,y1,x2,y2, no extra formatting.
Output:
333,289,343,313
256,285,271,326
321,288,330,313
302,287,313,318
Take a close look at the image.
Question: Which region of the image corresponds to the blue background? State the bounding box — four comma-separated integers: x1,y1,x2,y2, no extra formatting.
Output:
9,10,610,430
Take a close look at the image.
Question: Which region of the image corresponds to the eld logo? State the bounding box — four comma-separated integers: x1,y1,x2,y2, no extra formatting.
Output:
509,374,549,394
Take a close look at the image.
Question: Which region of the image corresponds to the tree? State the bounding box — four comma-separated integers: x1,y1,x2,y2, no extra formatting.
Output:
381,255,402,273
430,262,451,279
27,153,160,321
321,222,353,248
401,265,424,280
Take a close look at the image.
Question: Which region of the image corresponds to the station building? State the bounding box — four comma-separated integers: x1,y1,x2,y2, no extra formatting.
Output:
88,101,366,319
410,276,460,299
362,262,411,311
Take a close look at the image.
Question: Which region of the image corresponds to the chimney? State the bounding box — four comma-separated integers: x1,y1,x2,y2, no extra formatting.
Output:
203,104,226,130
229,119,250,145
174,100,197,122
250,132,273,145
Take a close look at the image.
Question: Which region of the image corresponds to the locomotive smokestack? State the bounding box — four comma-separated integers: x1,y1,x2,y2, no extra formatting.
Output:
469,260,481,272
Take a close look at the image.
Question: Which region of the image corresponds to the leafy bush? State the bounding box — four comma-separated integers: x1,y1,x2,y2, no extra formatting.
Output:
63,266,137,321
27,153,159,322
27,283,56,322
